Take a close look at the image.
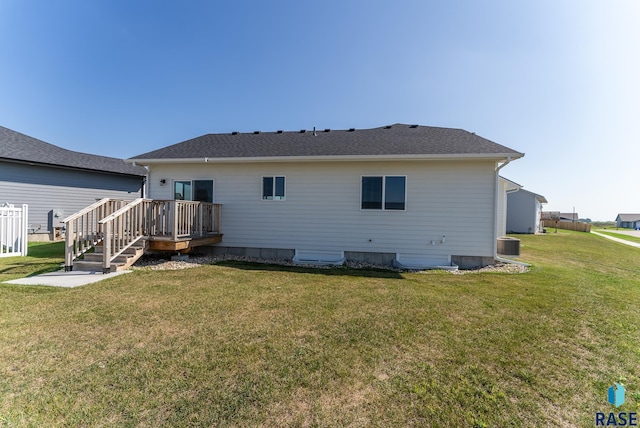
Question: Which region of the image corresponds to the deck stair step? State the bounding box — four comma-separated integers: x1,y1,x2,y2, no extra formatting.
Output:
73,243,146,272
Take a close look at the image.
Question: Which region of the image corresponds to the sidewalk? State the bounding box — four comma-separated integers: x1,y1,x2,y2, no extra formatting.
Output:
4,270,132,288
591,231,640,249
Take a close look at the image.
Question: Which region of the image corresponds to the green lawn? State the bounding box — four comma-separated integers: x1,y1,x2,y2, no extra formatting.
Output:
1,232,639,427
0,242,64,282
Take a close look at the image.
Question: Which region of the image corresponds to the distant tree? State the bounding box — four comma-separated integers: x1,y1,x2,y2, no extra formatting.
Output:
579,218,592,223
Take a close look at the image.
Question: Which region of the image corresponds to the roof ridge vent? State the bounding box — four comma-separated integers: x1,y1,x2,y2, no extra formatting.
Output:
300,129,306,133
276,130,283,134
409,124,418,128
384,125,392,129
253,131,260,134
231,131,238,135
324,128,330,132
347,128,355,132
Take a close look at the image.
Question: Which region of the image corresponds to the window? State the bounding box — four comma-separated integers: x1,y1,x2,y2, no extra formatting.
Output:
174,181,191,201
193,180,213,202
174,180,213,202
361,176,406,210
263,176,285,200
361,177,383,209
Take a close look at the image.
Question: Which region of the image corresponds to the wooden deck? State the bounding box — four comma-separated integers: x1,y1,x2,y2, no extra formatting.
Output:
64,199,223,272
147,233,223,252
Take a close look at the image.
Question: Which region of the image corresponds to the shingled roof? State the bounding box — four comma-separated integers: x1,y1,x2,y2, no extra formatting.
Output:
0,126,146,176
130,124,523,162
616,214,640,222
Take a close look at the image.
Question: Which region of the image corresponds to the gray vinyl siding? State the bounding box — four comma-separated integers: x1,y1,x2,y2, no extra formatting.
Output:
506,190,539,234
0,160,144,233
147,160,497,260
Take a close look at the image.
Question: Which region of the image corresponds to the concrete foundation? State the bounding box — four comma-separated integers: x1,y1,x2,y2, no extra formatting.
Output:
201,246,296,260
198,246,398,266
344,251,396,267
451,255,495,269
28,232,54,242
197,246,494,270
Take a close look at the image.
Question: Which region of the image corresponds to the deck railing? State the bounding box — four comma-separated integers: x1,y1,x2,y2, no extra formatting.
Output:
147,200,221,240
63,198,129,271
64,199,222,272
99,198,152,273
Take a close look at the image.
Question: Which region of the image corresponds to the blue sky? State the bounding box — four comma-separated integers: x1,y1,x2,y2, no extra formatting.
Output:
1,0,638,221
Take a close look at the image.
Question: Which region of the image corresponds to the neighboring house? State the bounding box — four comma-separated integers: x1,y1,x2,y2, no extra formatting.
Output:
497,176,522,237
129,124,524,269
506,188,547,234
541,211,560,220
616,214,640,229
0,126,146,241
559,213,579,222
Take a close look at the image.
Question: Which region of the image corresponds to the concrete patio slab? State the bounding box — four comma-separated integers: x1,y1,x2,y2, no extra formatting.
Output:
3,270,132,288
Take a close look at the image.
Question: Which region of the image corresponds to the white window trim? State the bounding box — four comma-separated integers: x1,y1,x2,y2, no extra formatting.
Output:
360,175,407,211
261,175,286,201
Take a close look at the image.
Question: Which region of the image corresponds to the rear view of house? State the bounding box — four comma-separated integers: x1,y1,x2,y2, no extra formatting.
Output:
128,124,524,269
0,126,146,241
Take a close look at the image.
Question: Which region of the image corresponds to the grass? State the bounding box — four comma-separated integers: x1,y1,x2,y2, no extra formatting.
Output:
1,232,640,426
0,242,64,282
591,221,616,228
594,229,640,244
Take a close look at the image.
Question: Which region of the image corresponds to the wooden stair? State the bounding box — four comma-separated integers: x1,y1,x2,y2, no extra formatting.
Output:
65,199,222,273
72,242,147,272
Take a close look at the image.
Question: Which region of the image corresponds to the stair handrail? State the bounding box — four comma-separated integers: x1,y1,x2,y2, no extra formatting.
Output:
98,198,152,224
62,198,113,223
98,198,152,273
64,198,128,271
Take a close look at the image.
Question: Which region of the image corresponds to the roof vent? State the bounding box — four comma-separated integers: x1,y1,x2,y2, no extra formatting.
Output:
409,124,418,128
276,130,283,134
300,129,306,133
347,128,355,132
384,125,392,129
324,128,330,132
231,131,238,135
253,131,260,134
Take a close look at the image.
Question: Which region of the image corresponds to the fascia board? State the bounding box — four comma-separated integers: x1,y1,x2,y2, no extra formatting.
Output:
128,152,524,165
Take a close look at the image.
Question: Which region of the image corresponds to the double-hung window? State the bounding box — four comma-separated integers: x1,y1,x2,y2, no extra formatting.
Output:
361,176,406,210
174,180,214,202
262,176,285,200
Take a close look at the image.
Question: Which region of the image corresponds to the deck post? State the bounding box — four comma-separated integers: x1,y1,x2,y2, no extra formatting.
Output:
172,201,178,241
214,204,221,234
198,203,204,236
65,220,74,271
103,222,111,274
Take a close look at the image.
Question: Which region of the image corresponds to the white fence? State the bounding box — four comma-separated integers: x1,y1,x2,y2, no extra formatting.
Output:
0,204,28,257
